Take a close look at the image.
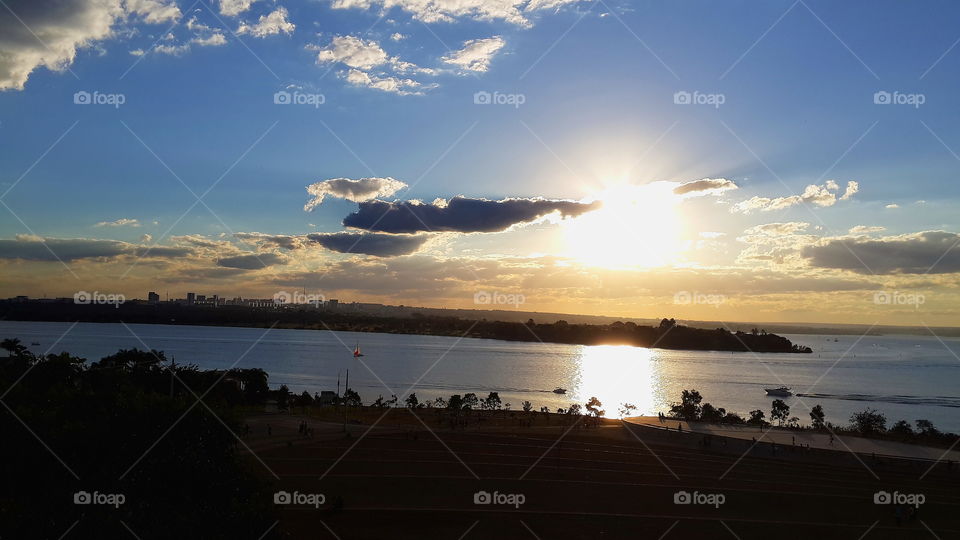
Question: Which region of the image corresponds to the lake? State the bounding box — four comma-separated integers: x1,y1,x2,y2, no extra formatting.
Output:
2,321,959,432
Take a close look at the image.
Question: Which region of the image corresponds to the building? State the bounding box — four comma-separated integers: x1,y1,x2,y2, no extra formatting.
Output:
326,299,338,309
318,391,338,406
148,291,160,304
186,292,195,305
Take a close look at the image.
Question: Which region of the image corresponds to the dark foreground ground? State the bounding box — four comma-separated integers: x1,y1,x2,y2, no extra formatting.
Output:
243,410,960,540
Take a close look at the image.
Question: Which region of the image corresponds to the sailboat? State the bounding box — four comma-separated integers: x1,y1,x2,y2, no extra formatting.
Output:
353,342,364,357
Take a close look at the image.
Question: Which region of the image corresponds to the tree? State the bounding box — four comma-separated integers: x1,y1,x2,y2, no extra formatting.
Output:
809,404,826,429
343,388,361,407
700,403,726,423
585,397,604,418
295,391,313,410
617,403,637,419
521,400,533,412
915,419,939,436
405,393,419,408
433,396,447,408
889,420,914,438
748,409,766,426
373,395,386,408
669,389,703,420
849,408,886,435
447,394,464,410
567,404,582,416
484,392,502,411
770,399,790,426
462,393,479,410
276,384,291,411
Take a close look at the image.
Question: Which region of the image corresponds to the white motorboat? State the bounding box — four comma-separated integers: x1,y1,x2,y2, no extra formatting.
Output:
765,386,792,397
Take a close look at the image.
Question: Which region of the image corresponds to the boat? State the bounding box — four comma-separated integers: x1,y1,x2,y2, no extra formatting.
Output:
30,341,40,346
552,387,567,394
353,343,364,357
765,386,792,397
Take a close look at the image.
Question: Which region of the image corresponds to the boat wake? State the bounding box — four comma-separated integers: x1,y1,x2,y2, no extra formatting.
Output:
796,392,960,408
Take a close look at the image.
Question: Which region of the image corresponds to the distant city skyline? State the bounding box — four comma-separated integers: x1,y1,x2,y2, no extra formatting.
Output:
2,0,960,326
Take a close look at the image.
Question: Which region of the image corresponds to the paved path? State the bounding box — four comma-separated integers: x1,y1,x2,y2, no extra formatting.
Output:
625,416,960,462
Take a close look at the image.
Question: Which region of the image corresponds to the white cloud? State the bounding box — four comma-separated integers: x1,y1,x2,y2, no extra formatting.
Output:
0,0,185,90
885,203,900,209
343,68,427,94
330,0,583,26
192,33,227,47
673,178,739,197
218,0,257,17
95,218,141,228
732,181,859,214
237,7,295,38
442,36,505,72
124,0,182,24
849,225,885,234
840,180,859,200
304,177,408,210
140,233,153,243
313,35,389,69
390,32,406,41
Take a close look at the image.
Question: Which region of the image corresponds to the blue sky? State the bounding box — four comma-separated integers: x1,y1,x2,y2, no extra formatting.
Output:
2,0,960,324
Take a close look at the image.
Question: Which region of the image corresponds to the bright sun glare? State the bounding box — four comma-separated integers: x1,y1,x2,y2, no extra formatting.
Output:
564,181,684,268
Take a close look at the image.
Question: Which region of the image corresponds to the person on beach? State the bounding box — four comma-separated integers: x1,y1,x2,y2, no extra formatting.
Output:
677,423,683,433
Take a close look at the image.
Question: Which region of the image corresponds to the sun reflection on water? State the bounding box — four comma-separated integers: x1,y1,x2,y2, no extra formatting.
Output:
570,344,663,417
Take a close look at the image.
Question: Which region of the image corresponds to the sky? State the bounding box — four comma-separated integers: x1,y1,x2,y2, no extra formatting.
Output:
1,0,960,326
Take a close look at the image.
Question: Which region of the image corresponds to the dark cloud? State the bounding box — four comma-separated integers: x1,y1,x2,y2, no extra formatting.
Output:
673,178,738,196
802,231,960,274
0,236,191,261
342,196,601,234
216,252,287,269
306,232,430,256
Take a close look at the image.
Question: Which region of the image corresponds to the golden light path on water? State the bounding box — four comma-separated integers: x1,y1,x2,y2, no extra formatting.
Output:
567,344,665,417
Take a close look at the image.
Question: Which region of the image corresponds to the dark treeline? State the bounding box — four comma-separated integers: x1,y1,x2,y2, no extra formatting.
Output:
0,339,275,538
0,302,812,353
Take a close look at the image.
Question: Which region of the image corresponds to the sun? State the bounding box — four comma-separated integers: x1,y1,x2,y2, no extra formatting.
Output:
563,181,684,268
